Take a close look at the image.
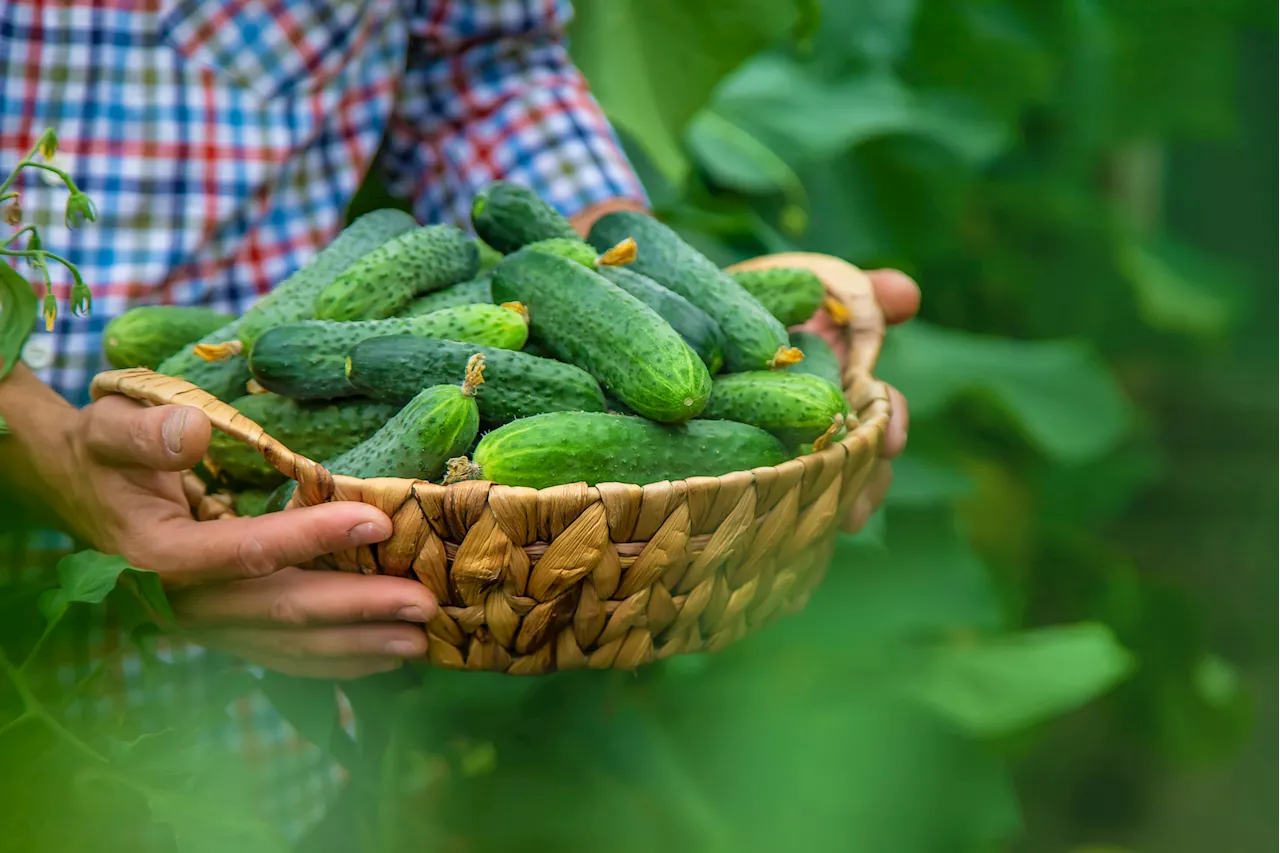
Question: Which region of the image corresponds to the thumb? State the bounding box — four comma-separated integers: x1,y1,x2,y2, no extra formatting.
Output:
81,395,212,471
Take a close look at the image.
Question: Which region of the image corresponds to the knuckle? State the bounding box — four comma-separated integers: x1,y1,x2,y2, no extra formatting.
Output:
235,536,278,578
267,594,309,627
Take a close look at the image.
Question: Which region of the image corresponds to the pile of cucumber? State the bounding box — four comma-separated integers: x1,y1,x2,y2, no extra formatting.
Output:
102,183,850,514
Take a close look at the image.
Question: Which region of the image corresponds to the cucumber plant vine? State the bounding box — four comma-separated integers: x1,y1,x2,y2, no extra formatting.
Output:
0,128,96,429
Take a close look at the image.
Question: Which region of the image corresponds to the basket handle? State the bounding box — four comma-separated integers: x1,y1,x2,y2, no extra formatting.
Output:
89,368,335,507
724,252,886,396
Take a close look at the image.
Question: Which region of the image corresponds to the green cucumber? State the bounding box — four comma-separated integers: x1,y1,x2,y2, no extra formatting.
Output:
596,266,726,374
312,224,479,321
526,237,598,267
470,412,788,489
729,267,825,327
476,237,504,272
156,318,254,402
700,371,849,445
238,209,418,345
248,303,529,400
206,393,400,487
345,334,605,427
272,356,486,508
233,489,275,518
785,330,843,391
471,181,579,253
399,274,492,317
588,212,800,372
490,249,711,423
103,305,234,369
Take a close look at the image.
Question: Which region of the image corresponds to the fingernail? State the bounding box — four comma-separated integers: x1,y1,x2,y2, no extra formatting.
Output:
162,408,188,454
385,639,422,657
347,521,389,546
395,605,429,622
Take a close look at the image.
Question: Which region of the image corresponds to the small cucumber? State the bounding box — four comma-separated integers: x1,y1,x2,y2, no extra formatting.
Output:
490,249,711,423
399,274,493,317
785,330,843,391
156,317,254,402
312,224,479,321
471,181,579,253
249,303,528,399
588,212,800,372
729,267,826,328
345,334,606,427
597,266,726,374
104,305,234,369
700,371,849,445
238,209,418,345
470,412,788,489
206,393,400,487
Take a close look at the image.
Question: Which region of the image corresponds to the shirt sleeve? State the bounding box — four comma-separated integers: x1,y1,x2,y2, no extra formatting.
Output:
384,0,649,229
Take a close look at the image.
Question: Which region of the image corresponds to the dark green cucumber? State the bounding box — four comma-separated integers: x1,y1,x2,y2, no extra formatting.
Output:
238,209,418,345
345,334,605,427
103,306,234,369
471,181,579,253
490,249,711,423
588,212,799,372
249,304,529,399
156,318,253,402
597,266,726,374
785,330,843,391
312,224,479,321
471,412,788,489
700,371,849,445
399,274,492,317
206,393,400,487
233,489,275,518
272,357,485,508
729,267,825,327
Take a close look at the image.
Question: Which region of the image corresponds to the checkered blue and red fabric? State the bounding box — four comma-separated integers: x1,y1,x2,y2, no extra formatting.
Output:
1,0,645,837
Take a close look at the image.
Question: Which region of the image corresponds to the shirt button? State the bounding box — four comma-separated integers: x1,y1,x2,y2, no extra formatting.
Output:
22,334,55,370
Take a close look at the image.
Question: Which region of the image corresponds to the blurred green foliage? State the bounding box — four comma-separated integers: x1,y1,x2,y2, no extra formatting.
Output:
2,0,1275,851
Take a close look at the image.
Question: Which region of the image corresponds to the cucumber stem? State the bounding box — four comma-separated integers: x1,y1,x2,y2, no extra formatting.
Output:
245,378,268,395
768,345,805,370
442,455,483,485
192,340,243,362
596,237,637,267
499,301,529,325
461,353,486,397
822,295,851,325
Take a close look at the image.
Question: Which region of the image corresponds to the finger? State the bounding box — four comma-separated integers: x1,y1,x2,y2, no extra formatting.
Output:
205,622,428,661
131,502,393,587
214,646,405,680
842,460,894,534
172,567,438,627
866,269,921,325
81,396,211,471
882,384,909,459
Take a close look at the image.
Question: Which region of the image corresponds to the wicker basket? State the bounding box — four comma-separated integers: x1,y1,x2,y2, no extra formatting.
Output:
89,252,890,675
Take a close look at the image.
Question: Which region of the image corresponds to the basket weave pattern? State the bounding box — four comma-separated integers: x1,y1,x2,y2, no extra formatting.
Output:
90,253,890,675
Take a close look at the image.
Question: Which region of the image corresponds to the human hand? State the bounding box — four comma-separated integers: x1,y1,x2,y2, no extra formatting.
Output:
801,268,919,533
43,393,437,677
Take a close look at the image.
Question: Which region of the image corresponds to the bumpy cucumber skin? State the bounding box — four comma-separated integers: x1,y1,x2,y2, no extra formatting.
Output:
325,383,479,481
700,371,849,445
346,334,606,427
249,305,528,399
312,224,479,322
490,249,711,423
588,212,791,372
597,266,727,374
399,275,492,317
104,306,234,369
206,393,400,487
730,267,825,327
785,330,843,391
156,317,253,402
526,237,598,267
474,412,788,489
238,209,418,345
471,181,579,253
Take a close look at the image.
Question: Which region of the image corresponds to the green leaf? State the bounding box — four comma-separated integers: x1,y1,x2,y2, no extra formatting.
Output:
887,454,975,507
570,0,800,181
37,550,173,624
259,672,355,769
898,623,1135,736
686,110,805,200
1119,237,1237,338
0,261,38,384
877,321,1133,462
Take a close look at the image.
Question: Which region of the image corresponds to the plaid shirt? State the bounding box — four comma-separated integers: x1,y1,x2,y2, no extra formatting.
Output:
1,0,644,838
